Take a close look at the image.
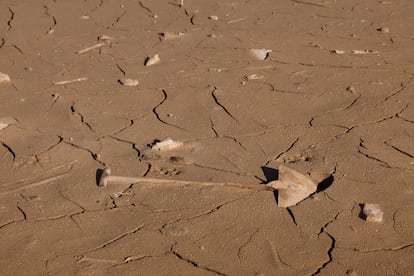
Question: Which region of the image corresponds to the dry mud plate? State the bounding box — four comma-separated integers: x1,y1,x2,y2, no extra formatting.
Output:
0,0,413,275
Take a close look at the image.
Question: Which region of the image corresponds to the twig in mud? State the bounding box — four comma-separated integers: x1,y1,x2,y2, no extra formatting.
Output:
76,42,106,54
53,77,87,85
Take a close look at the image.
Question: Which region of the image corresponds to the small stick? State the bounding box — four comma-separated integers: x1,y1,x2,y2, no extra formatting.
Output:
76,42,106,54
53,77,87,85
98,168,274,192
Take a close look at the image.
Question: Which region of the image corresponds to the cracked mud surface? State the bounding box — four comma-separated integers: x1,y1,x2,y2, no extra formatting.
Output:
1,0,413,275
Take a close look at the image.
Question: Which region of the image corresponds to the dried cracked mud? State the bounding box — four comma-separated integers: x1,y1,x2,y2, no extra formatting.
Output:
0,0,413,275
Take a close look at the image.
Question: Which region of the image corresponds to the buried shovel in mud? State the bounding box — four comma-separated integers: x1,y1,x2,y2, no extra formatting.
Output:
97,165,332,208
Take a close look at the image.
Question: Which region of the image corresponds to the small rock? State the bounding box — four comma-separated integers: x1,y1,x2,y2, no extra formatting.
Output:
144,54,160,66
159,32,185,40
377,27,389,33
0,72,11,84
363,203,384,223
152,138,183,151
98,35,113,42
331,49,346,54
250,48,272,60
208,15,219,21
118,78,139,87
346,85,356,93
245,74,264,80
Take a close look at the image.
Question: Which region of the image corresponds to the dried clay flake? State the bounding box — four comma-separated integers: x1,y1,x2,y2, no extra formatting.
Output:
266,165,317,207
0,117,18,131
250,48,272,60
144,54,160,66
0,72,11,84
119,78,139,87
363,203,384,223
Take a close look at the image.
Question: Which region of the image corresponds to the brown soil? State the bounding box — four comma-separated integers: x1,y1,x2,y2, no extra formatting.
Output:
1,0,413,275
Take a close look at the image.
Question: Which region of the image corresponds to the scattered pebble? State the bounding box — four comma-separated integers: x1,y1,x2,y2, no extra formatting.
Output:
0,117,18,131
208,15,219,21
331,49,346,55
152,138,183,151
363,203,384,223
346,85,356,93
159,32,185,40
144,54,161,66
80,15,90,20
331,49,346,54
98,35,113,42
377,27,389,33
0,72,11,84
250,48,272,60
118,78,139,87
245,74,264,80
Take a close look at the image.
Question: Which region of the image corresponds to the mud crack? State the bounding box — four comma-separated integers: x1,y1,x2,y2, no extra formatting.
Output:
138,1,156,17
311,211,342,275
152,89,187,131
265,137,300,166
1,141,16,161
7,8,14,30
384,140,414,159
211,86,238,123
309,94,361,126
70,102,95,133
160,194,253,235
63,140,105,166
109,10,127,29
79,224,145,255
358,138,391,168
170,245,226,275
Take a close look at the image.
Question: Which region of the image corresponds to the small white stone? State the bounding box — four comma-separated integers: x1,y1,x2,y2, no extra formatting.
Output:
98,35,113,42
152,138,183,151
160,32,185,40
119,78,139,87
331,49,346,54
0,72,11,84
144,54,160,66
250,49,272,60
208,15,219,21
245,74,264,80
363,203,384,223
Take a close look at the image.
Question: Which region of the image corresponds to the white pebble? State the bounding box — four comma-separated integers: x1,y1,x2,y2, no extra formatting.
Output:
250,49,272,60
119,78,139,87
363,203,384,223
144,54,160,66
152,138,183,151
0,72,11,84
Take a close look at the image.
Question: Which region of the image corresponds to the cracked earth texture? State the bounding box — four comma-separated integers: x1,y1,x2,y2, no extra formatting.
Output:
1,0,413,275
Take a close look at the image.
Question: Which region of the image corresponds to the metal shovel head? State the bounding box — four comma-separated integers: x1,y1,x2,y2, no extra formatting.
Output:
267,165,317,208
